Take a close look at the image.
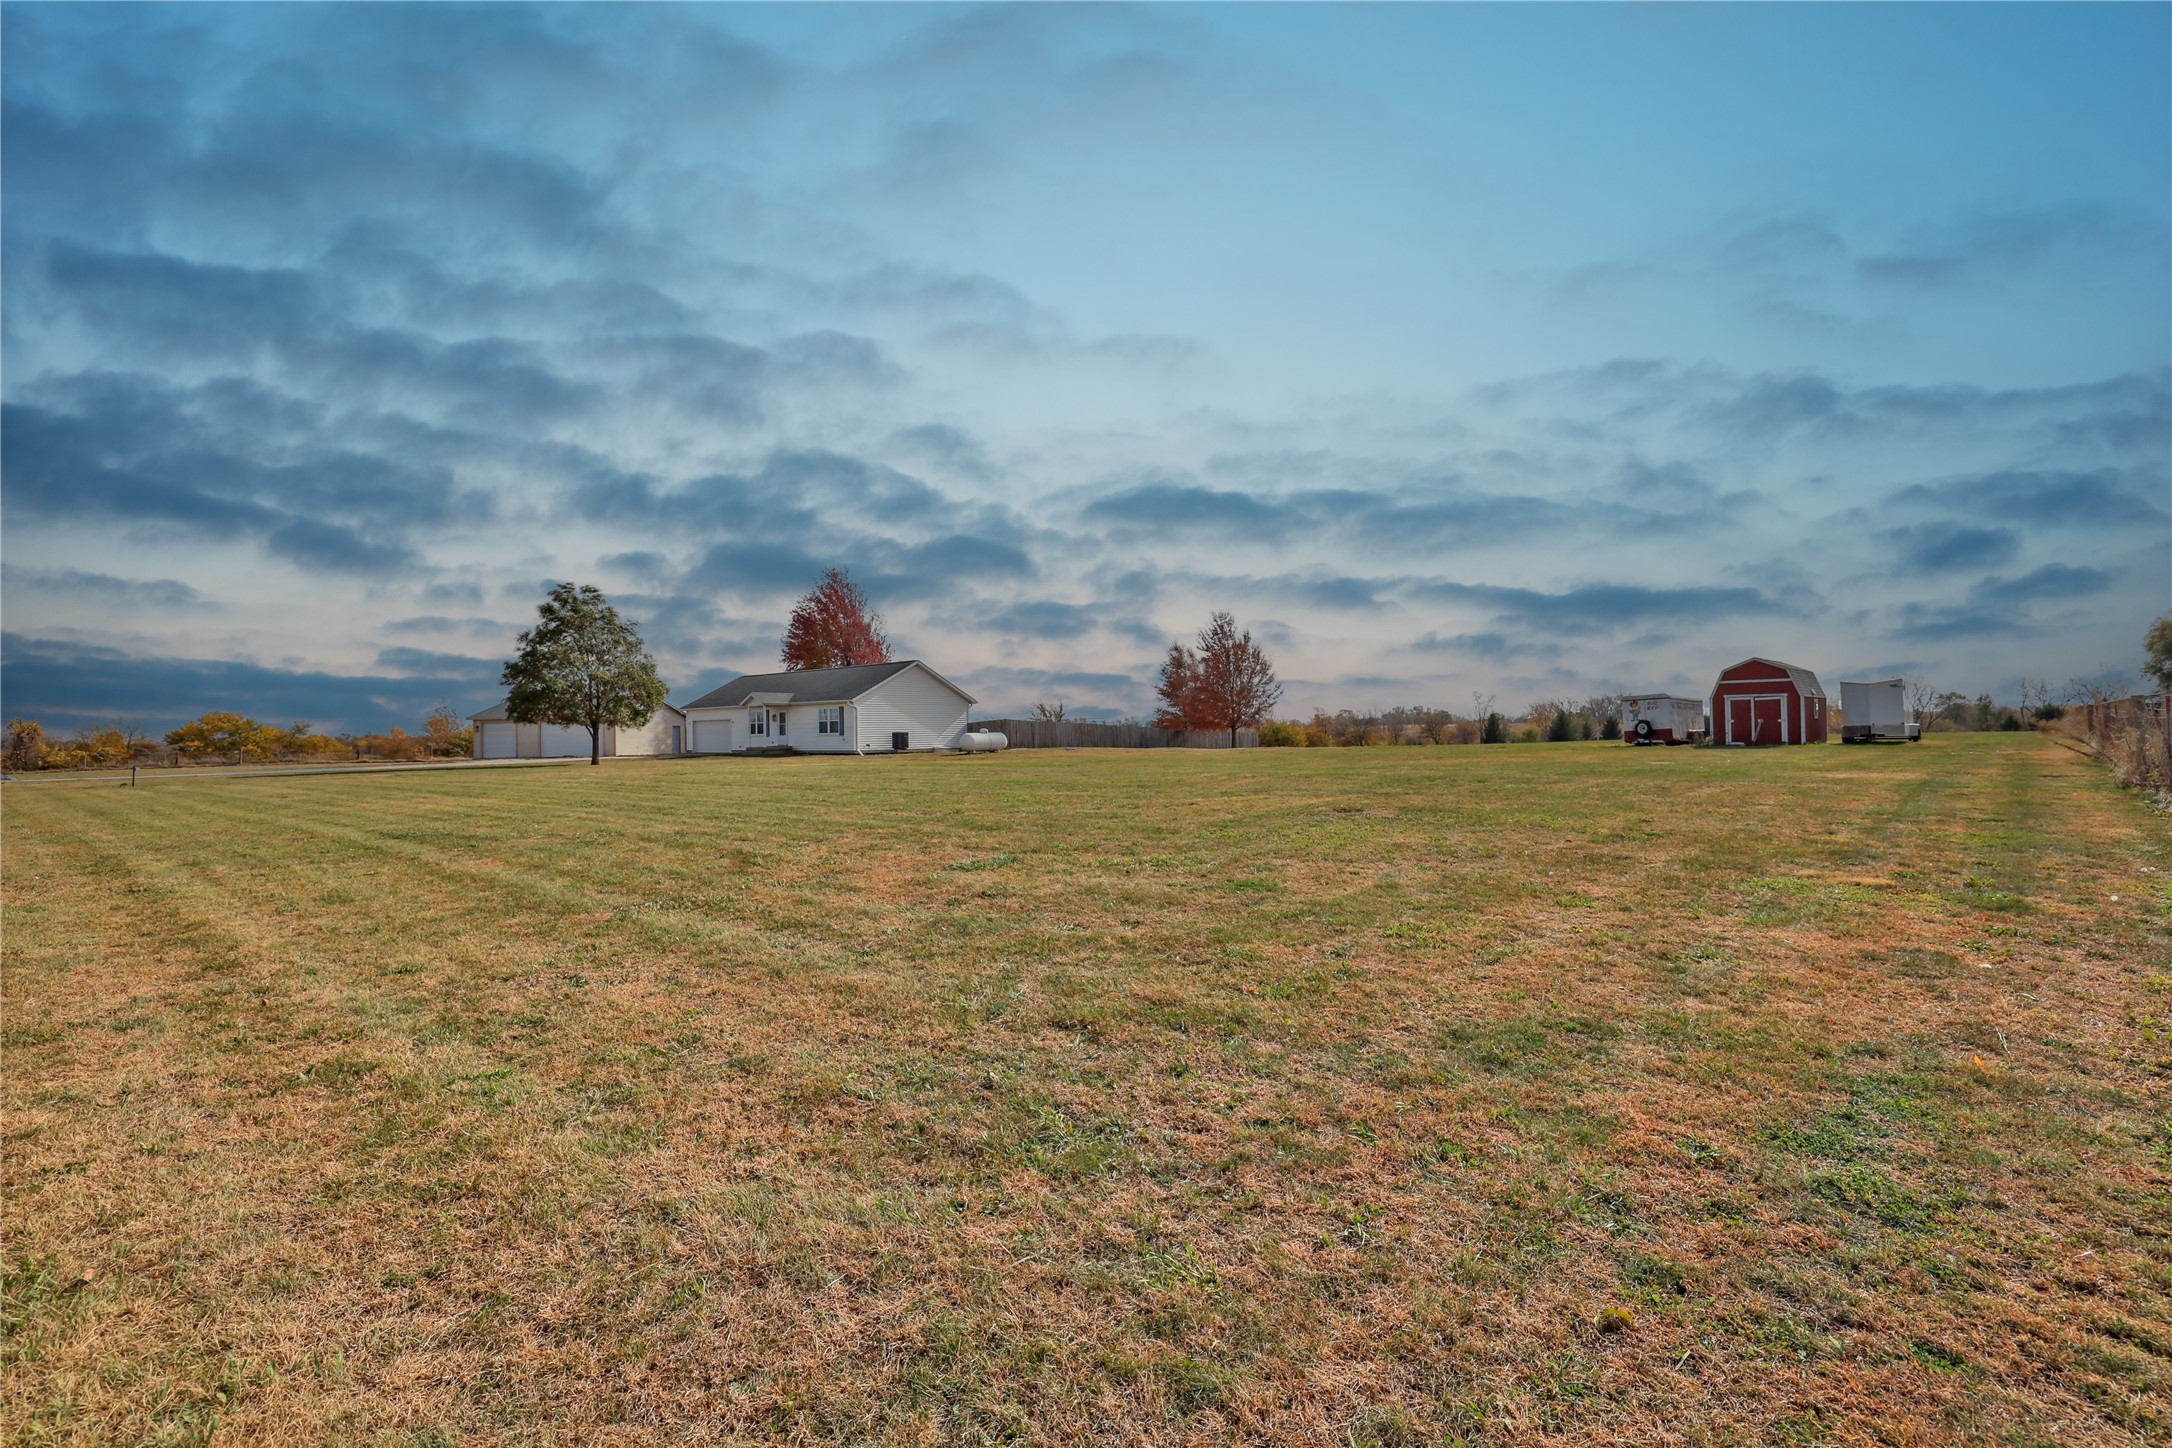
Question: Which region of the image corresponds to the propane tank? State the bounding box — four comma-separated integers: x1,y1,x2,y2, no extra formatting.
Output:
958,730,1009,753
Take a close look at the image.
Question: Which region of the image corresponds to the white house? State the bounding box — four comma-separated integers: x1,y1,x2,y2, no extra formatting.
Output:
469,702,687,759
681,660,974,754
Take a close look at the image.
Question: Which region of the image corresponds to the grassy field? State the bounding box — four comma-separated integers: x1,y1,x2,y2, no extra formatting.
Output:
4,734,2167,1446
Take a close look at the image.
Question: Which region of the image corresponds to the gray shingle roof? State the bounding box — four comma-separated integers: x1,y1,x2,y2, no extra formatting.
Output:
682,660,921,710
468,701,683,723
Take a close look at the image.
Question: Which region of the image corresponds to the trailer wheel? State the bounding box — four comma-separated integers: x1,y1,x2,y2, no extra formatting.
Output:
1633,719,1653,741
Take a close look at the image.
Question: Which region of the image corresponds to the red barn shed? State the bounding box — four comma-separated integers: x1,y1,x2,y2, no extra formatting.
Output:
1711,657,1828,746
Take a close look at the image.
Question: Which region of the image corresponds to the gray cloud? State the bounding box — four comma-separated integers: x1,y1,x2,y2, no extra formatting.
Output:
1084,480,1291,539
1892,605,2024,643
2,630,497,734
888,423,998,480
2,565,209,609
383,615,510,635
1409,630,1563,663
1878,522,2021,574
1856,205,2148,290
1,400,427,574
421,580,485,606
1890,468,2168,527
981,600,1098,639
373,645,501,677
1406,579,1793,634
1966,563,2114,605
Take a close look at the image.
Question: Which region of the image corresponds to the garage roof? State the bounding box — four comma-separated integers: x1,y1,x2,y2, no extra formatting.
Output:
469,701,684,723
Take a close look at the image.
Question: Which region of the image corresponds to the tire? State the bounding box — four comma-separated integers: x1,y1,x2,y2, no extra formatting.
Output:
1633,719,1653,741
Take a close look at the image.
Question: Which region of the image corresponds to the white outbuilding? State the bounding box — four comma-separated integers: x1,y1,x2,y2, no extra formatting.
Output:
681,660,974,754
469,702,687,759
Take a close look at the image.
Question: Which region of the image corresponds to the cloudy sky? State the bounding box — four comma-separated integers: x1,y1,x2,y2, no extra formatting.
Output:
4,3,2167,732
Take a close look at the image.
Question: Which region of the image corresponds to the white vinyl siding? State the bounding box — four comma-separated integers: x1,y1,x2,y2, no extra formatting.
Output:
677,663,971,754
853,665,971,751
791,704,851,752
540,724,602,757
608,708,684,756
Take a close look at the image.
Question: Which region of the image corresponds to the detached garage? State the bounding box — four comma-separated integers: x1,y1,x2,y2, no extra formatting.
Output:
1711,657,1828,746
470,702,687,759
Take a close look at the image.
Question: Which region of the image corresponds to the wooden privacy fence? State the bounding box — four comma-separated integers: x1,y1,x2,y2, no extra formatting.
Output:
972,719,1258,749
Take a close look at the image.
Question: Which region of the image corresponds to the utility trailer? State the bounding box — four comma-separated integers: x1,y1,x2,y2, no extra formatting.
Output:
1621,694,1706,745
1838,678,1920,743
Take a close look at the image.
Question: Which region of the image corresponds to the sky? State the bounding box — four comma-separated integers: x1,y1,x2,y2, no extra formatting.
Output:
3,2,2167,732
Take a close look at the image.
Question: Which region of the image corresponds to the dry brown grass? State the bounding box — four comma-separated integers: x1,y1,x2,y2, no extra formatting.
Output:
4,734,2168,1445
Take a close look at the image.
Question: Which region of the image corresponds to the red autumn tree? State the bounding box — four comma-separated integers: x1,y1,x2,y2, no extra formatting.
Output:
781,566,891,671
1151,641,1198,728
1152,611,1282,745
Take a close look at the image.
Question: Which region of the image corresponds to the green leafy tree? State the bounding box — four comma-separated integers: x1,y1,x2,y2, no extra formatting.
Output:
501,583,669,766
2146,613,2172,693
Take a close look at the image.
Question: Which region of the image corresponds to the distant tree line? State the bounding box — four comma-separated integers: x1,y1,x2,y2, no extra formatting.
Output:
5,706,472,771
1895,672,2160,734
1257,696,1624,747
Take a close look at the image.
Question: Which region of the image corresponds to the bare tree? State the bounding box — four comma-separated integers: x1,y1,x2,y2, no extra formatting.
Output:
1903,676,1938,732
1032,699,1068,723
2064,670,2132,707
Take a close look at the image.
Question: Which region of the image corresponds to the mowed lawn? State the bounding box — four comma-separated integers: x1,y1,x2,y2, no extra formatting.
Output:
4,736,2167,1447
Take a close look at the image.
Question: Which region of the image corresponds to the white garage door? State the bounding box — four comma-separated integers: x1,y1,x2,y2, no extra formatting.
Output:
692,720,732,753
479,722,516,758
541,725,594,757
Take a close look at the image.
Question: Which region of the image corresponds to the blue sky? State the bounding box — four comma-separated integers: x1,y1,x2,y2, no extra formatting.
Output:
4,2,2166,731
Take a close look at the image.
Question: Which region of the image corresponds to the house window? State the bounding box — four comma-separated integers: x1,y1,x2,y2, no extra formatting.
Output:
818,707,843,735
749,709,766,737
